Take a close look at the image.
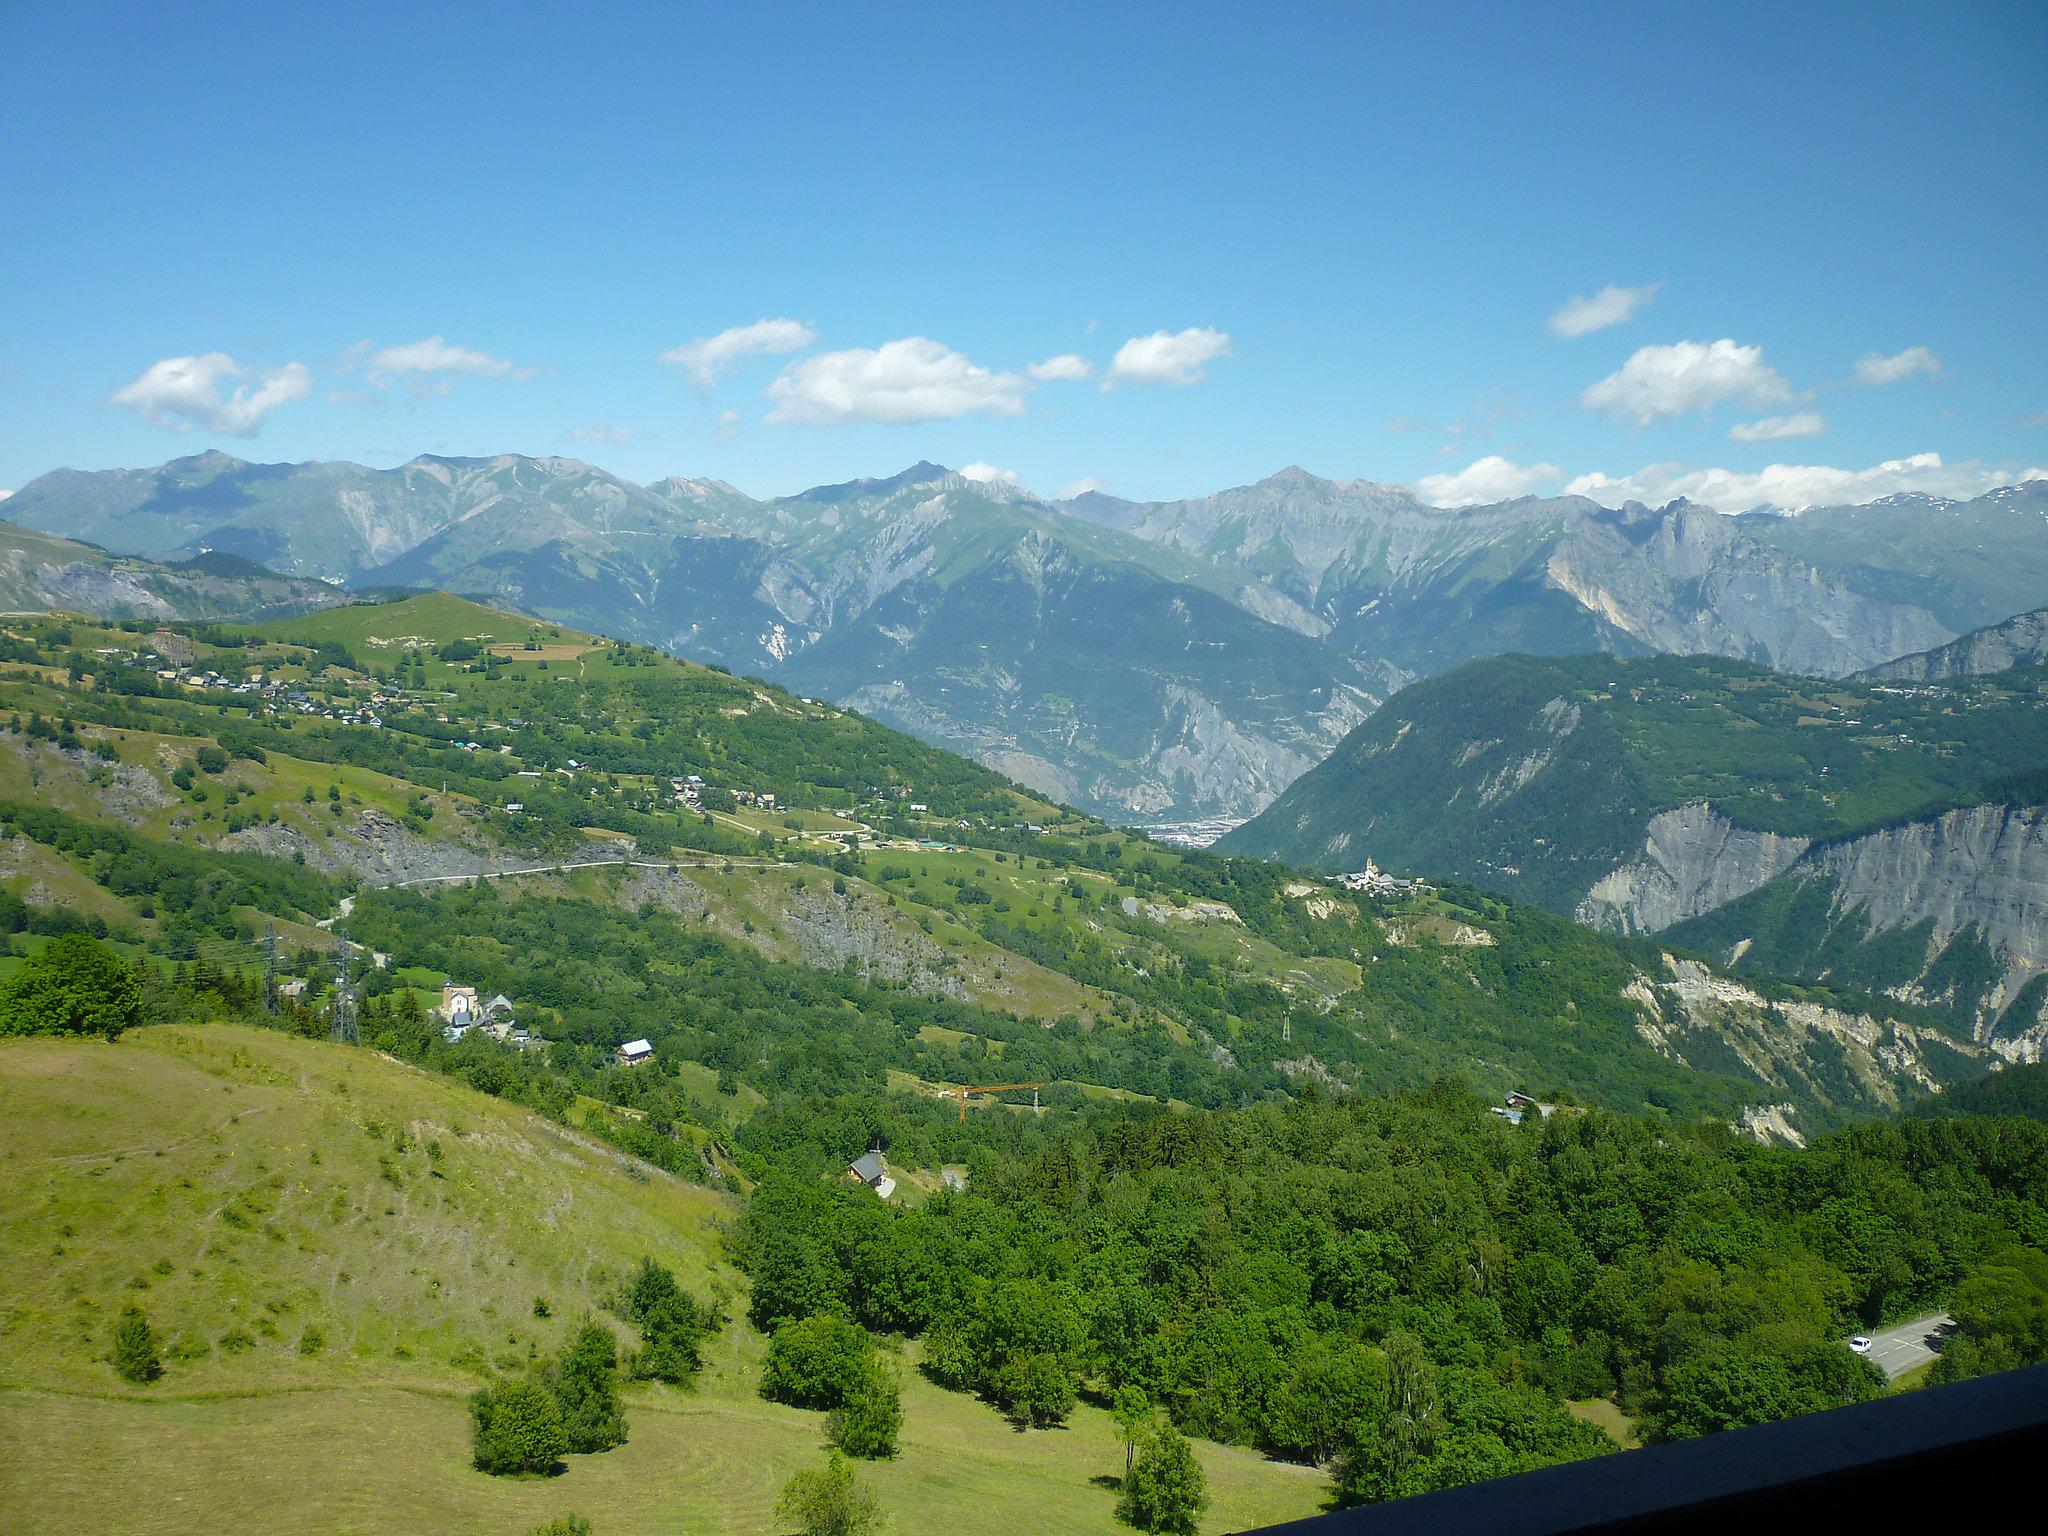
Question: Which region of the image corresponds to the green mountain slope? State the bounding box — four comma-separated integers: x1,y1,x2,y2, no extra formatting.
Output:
1855,606,2048,682
0,600,2004,1138
0,1022,1326,1536
5,599,2036,1535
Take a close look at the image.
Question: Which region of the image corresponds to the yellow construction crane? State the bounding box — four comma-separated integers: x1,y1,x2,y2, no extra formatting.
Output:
949,1082,1045,1122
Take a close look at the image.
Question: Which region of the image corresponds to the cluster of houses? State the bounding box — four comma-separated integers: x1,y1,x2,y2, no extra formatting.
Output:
439,982,537,1048
1334,858,1422,898
666,774,780,812
100,640,389,729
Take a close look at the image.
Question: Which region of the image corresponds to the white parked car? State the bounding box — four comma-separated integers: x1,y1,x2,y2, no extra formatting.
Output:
1850,1335,1873,1354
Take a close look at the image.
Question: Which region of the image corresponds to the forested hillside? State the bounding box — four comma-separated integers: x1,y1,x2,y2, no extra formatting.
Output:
1223,651,2048,1052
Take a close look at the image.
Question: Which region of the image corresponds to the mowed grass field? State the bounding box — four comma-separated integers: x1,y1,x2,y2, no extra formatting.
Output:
0,1023,1332,1535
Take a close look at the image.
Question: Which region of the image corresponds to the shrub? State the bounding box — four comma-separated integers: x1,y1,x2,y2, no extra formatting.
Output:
775,1453,882,1536
827,1364,902,1459
195,744,230,775
471,1377,567,1475
547,1321,627,1454
113,1307,163,1384
618,1257,713,1385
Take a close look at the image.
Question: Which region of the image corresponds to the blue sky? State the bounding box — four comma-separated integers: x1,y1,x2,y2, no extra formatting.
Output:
2,0,2043,507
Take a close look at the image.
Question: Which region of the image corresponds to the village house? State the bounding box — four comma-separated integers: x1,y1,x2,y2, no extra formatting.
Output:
439,983,479,1024
276,979,307,1001
617,1038,655,1067
1490,1090,1557,1126
846,1150,896,1200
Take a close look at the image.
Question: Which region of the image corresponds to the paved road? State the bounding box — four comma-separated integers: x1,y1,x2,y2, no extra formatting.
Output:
1858,1312,1954,1379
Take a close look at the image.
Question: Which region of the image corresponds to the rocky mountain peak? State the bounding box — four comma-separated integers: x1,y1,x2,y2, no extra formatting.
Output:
786,461,952,505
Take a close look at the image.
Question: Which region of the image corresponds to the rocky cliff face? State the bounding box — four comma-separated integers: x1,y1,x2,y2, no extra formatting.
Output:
1578,803,1812,933
1818,804,2048,984
1639,804,2048,1059
1627,955,1985,1127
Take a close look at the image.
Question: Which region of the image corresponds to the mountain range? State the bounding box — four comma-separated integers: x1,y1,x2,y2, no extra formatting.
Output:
10,452,2044,826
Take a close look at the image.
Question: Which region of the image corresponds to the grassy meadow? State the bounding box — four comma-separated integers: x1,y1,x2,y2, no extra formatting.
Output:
0,1022,1332,1535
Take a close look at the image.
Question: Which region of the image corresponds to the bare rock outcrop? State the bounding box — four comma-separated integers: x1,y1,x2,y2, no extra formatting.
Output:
1578,803,1810,934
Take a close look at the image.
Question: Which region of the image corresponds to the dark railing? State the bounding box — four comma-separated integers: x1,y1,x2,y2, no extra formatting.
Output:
1253,1362,2048,1534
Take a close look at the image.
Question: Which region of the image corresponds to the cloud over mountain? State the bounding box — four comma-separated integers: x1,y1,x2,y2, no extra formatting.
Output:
1582,339,1792,425
661,318,816,389
1109,328,1232,386
764,337,1030,425
1565,451,2046,512
110,353,311,436
1416,454,1562,506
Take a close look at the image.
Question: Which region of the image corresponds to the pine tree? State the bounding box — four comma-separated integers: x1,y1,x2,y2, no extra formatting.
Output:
112,1306,163,1384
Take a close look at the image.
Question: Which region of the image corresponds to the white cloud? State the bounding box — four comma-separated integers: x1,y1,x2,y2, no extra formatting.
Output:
359,336,536,386
0,488,11,500
1729,411,1826,443
567,424,633,447
1027,353,1094,382
1853,346,1941,386
1059,477,1106,499
1582,338,1792,425
959,462,1019,484
1415,454,1563,507
110,353,311,437
1108,327,1232,387
1563,452,2047,513
1548,282,1660,339
763,337,1030,426
715,409,743,442
662,318,816,390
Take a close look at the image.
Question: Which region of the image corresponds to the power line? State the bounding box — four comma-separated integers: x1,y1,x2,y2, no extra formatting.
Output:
330,948,358,1045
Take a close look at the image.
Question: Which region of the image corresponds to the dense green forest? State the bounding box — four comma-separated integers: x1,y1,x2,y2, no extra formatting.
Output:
731,1086,2048,1503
